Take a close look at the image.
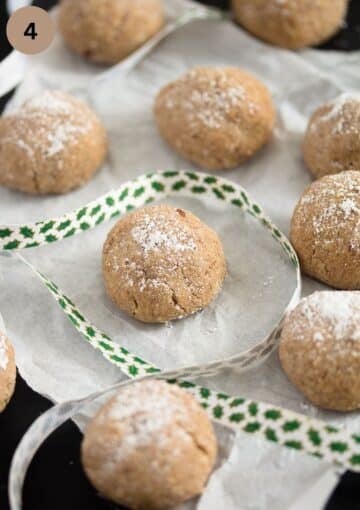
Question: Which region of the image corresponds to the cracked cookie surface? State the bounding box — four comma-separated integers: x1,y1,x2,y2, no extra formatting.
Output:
82,379,217,510
0,90,107,195
103,204,226,323
303,93,360,179
290,171,360,289
279,291,360,411
154,67,275,170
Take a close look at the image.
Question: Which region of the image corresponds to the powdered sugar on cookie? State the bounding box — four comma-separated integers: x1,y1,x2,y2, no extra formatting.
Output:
297,172,360,248
103,204,226,322
311,92,360,136
131,211,197,255
163,68,257,130
1,90,93,162
298,291,360,343
23,90,75,116
96,381,197,463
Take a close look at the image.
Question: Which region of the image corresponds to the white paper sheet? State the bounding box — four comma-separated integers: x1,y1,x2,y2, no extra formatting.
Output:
1,2,360,508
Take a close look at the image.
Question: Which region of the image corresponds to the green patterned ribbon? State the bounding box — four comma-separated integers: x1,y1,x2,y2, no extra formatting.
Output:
7,359,360,510
10,252,359,474
0,170,299,263
2,170,358,476
5,170,301,378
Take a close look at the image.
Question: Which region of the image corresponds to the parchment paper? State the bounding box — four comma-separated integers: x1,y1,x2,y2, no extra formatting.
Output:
1,2,360,508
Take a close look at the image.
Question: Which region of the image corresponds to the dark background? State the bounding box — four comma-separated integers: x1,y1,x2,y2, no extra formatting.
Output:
0,1,359,509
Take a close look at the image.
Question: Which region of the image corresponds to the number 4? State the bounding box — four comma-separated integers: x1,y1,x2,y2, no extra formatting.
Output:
24,22,38,40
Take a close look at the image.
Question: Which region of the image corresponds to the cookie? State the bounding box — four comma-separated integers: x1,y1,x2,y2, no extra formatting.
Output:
0,90,107,194
59,0,164,65
154,67,275,170
103,204,226,323
279,291,360,411
291,171,360,290
0,331,16,412
232,0,348,49
304,93,360,179
82,380,217,509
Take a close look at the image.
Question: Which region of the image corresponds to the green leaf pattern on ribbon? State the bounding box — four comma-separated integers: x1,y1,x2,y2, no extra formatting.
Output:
0,171,299,270
5,171,359,473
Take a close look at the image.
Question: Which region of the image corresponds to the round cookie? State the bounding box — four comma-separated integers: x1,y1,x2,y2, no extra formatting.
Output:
232,0,348,50
82,380,217,509
58,0,164,65
279,291,360,411
0,331,16,412
303,93,360,179
0,90,107,194
291,171,360,290
154,67,275,170
103,204,226,323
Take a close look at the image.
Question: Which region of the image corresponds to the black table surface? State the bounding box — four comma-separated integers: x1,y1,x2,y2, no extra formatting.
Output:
1,1,360,509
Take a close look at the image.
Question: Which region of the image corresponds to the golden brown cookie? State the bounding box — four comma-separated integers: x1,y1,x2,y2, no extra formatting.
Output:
0,90,107,195
82,380,217,509
154,67,275,170
291,171,360,289
232,0,348,49
0,331,16,412
279,291,360,411
303,93,360,179
103,204,226,323
58,0,165,65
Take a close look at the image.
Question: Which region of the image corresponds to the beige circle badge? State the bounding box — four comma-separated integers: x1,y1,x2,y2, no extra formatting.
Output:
6,6,55,55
